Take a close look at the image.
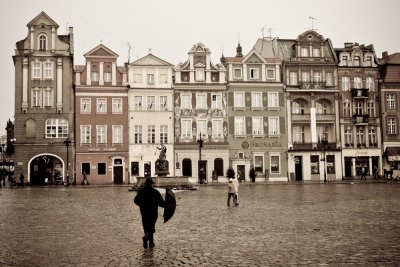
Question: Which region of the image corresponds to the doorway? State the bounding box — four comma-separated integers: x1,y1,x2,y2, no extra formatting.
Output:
344,157,352,178
144,161,151,178
237,165,245,182
198,160,207,184
294,156,303,181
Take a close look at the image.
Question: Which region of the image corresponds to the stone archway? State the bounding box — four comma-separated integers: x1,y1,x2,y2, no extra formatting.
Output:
28,154,64,185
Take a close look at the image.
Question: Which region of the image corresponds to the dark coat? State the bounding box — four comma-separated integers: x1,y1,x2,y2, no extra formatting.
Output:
134,185,165,234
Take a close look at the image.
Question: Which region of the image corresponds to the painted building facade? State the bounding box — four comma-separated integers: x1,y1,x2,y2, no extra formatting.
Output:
225,40,288,182
127,52,174,182
380,52,400,177
74,44,129,184
336,43,381,179
174,43,228,183
13,12,75,185
280,30,342,181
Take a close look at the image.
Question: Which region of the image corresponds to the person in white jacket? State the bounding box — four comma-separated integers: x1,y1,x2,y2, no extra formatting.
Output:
233,178,239,206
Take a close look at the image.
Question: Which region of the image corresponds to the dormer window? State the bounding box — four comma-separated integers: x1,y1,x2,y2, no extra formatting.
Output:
354,56,360,67
250,68,259,79
39,35,47,50
365,56,372,67
342,56,348,66
196,68,204,81
313,48,321,57
301,47,309,57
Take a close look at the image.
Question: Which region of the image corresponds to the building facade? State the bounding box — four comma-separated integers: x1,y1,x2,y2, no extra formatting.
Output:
127,52,174,182
13,12,75,185
336,43,381,179
174,43,228,183
380,52,400,176
280,30,342,181
74,44,129,184
225,40,288,182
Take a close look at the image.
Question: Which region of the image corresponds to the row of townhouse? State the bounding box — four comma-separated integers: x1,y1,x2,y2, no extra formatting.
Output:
12,12,400,185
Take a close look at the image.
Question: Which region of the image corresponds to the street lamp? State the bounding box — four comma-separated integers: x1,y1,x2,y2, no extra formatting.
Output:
8,139,16,178
63,138,71,186
321,138,328,183
197,133,205,184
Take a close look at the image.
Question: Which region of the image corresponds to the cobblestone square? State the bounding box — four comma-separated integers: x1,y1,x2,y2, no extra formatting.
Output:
0,182,399,266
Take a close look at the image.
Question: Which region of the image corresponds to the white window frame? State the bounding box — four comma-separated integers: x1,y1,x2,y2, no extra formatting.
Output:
290,71,298,86
147,125,155,143
147,96,155,111
196,119,207,139
270,154,280,174
160,96,168,111
112,98,122,113
147,74,155,85
356,127,365,145
211,94,222,109
234,117,246,136
388,117,397,135
96,98,107,113
160,125,168,143
366,77,374,91
181,119,192,139
181,93,192,109
301,47,309,57
369,128,376,145
96,125,107,144
104,72,112,82
342,76,350,91
32,62,41,79
196,93,207,109
39,35,47,50
251,92,262,109
81,125,91,144
293,126,304,143
266,68,275,80
387,94,395,109
134,125,142,144
343,101,351,117
233,68,242,79
134,96,142,111
354,77,362,89
367,102,375,117
234,92,245,108
313,48,320,57
212,119,223,139
43,62,53,79
268,92,279,109
345,127,352,145
268,117,280,136
91,71,99,82
252,117,263,136
112,125,123,144
196,68,205,81
31,88,41,107
313,71,322,82
43,88,53,107
81,98,91,113
46,118,68,139
249,68,259,79
302,71,310,82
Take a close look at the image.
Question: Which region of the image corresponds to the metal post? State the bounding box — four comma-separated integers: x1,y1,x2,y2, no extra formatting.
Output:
321,139,328,183
63,138,71,186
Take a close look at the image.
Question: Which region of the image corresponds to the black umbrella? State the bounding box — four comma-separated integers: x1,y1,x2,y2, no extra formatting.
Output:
163,187,176,223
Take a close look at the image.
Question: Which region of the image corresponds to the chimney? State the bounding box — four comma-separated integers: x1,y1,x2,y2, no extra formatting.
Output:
382,51,388,59
344,42,353,48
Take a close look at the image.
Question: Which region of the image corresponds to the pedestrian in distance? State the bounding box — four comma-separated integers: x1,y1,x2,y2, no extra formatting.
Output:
82,172,89,185
373,165,378,180
19,173,24,187
227,178,237,206
134,178,165,249
361,165,367,180
249,166,257,183
233,177,239,206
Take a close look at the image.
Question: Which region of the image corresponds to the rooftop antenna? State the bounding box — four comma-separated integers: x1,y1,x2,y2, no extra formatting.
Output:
262,27,273,39
308,16,318,31
126,42,132,63
65,22,69,34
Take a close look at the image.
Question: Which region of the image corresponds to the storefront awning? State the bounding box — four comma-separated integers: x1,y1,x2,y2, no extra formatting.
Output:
385,147,400,161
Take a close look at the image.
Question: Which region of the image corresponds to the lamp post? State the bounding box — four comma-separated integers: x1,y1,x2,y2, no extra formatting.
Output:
63,138,71,186
321,138,328,183
197,133,204,161
197,133,204,184
8,138,16,178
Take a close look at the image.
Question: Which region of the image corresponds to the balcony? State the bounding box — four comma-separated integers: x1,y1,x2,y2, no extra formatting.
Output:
352,114,369,124
351,88,369,98
300,81,326,89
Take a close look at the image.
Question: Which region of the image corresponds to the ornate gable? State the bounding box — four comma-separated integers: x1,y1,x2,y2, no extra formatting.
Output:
131,54,173,66
243,49,266,64
298,30,325,43
84,44,118,59
27,11,59,28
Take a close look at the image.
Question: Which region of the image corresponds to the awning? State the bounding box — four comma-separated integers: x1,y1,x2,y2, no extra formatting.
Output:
385,147,400,161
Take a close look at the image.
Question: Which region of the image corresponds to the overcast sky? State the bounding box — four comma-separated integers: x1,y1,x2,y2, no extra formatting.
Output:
0,0,399,136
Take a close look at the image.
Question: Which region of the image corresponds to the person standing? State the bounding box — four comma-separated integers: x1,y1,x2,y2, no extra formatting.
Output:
373,165,378,180
233,177,239,206
249,166,257,183
19,173,24,187
227,178,236,206
361,165,367,180
134,178,165,249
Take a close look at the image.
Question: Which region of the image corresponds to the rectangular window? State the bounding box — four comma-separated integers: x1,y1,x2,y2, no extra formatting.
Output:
293,126,304,143
234,68,242,79
181,94,192,109
44,62,53,79
310,155,319,174
313,48,320,57
345,128,352,145
387,94,396,109
250,68,259,79
369,128,377,145
160,96,168,111
234,92,245,108
134,125,142,144
266,69,275,80
290,71,298,85
160,125,168,143
147,96,155,111
326,155,335,174
212,119,223,138
147,74,155,85
251,92,262,109
365,56,372,67
96,125,107,143
354,77,362,89
131,162,139,176
342,76,350,91
366,77,374,91
326,72,333,86
104,72,112,82
367,102,375,117
252,117,263,136
32,88,41,107
235,117,246,136
98,163,106,175
82,163,91,175
211,94,222,109
197,119,207,138
46,118,68,138
270,155,280,174
342,56,348,66
97,99,107,113
344,101,351,117
254,155,263,173
196,94,207,109
302,71,310,82
181,119,192,139
91,72,99,82
112,98,122,113
32,62,41,79
268,117,279,136
388,117,397,135
196,68,205,81
301,47,309,57
43,88,53,107
81,98,91,113
134,96,142,111
268,92,279,108
356,127,365,145
313,71,321,82
112,125,122,144
148,125,155,143
81,125,91,144
355,101,363,115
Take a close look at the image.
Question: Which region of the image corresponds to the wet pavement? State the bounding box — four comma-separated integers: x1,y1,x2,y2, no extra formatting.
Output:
0,182,399,266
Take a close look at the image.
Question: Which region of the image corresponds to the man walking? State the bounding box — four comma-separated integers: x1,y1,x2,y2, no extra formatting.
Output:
134,178,165,249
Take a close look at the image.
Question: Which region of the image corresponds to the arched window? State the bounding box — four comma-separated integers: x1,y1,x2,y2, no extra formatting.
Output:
45,118,68,138
316,101,328,114
214,158,223,176
292,101,305,115
182,158,192,177
39,35,47,50
353,56,360,67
